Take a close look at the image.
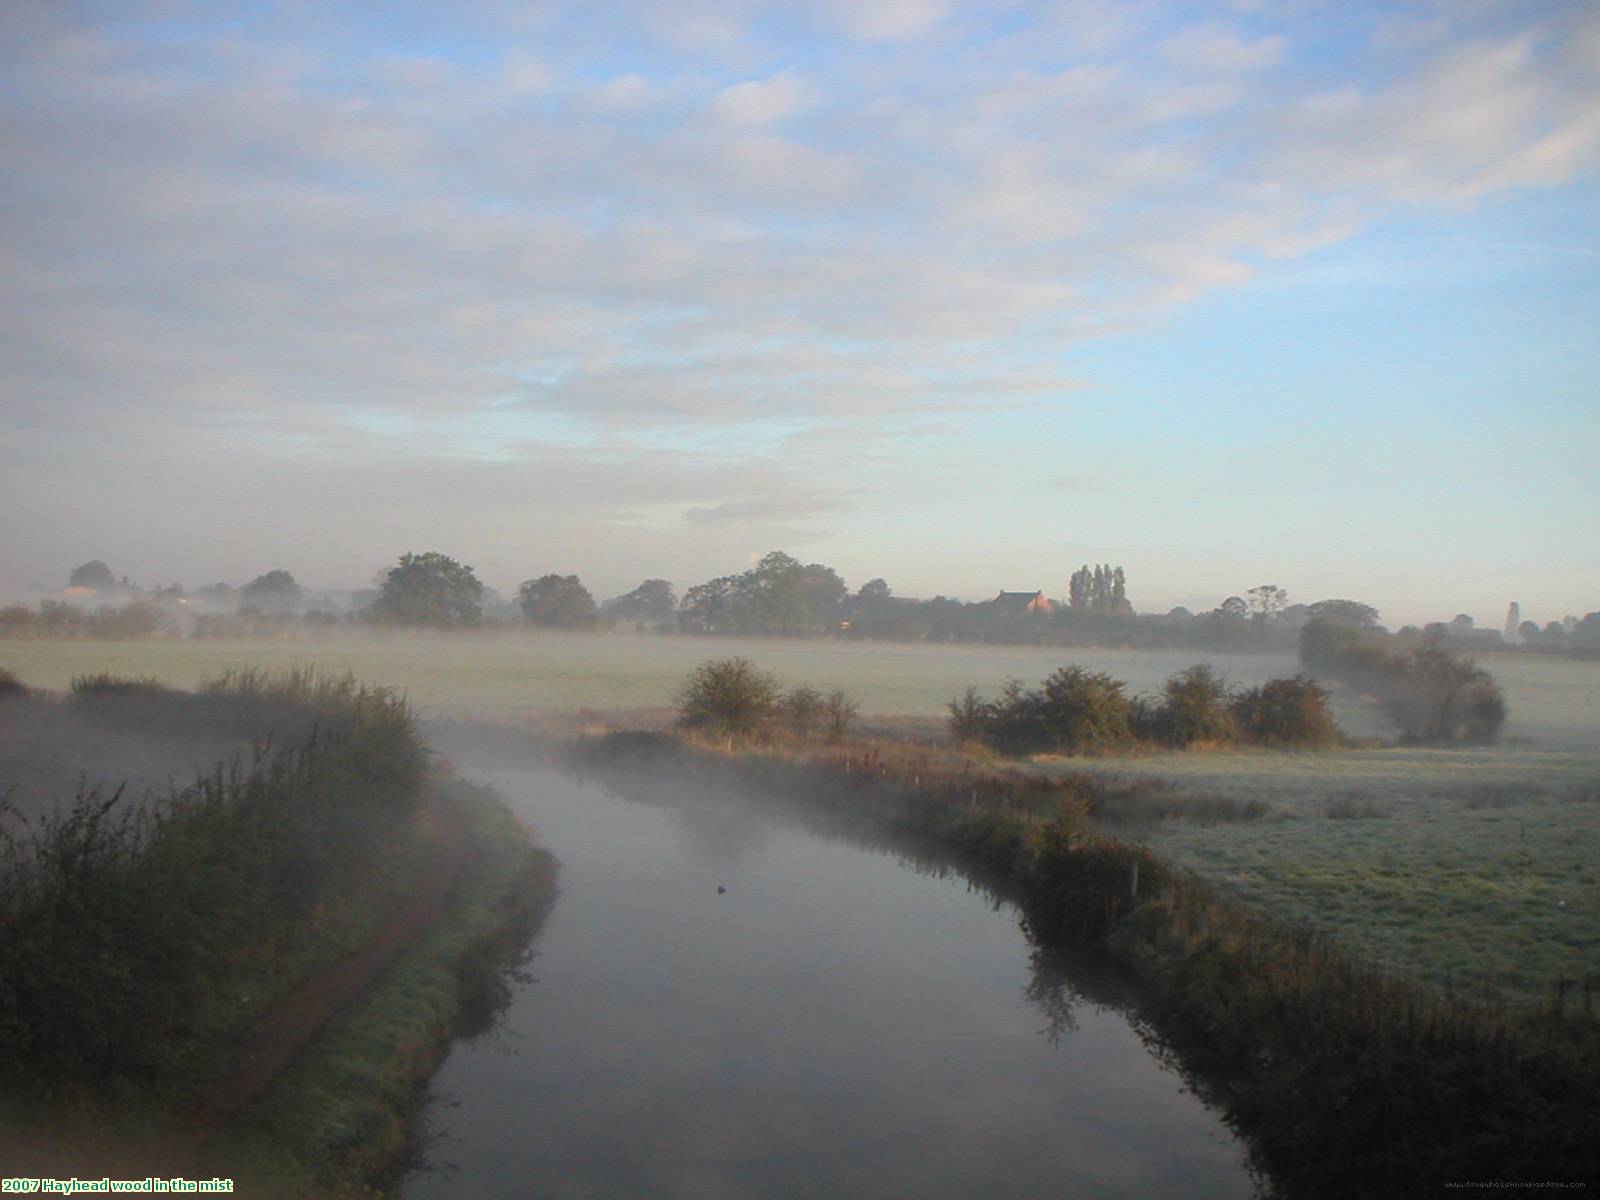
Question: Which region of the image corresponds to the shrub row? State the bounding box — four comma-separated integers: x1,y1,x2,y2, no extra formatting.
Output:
0,671,425,1099
950,663,1340,756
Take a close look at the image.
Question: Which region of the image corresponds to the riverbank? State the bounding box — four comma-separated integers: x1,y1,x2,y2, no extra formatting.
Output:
0,673,556,1197
209,774,558,1197
568,729,1600,1198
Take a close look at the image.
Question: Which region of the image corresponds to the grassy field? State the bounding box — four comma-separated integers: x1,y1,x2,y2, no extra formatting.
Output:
0,630,1372,723
5,632,1597,1006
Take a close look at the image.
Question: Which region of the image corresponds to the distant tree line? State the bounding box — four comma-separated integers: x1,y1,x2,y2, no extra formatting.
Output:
12,555,1596,658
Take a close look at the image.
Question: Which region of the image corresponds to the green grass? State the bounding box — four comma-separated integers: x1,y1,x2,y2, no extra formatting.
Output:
208,775,557,1197
1048,752,1600,1006
6,633,1597,1008
0,631,1370,723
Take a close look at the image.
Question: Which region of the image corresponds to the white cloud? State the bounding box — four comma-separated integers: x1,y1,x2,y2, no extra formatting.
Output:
1160,25,1287,73
832,0,951,41
712,72,813,125
2,0,1597,592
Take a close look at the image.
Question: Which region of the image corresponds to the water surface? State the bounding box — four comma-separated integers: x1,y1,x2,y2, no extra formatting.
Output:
404,764,1256,1199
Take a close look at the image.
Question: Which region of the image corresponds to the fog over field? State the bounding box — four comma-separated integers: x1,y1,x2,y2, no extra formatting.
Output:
3,2,1599,1196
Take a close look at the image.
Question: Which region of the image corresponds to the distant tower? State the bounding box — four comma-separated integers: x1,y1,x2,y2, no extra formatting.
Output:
1504,601,1520,644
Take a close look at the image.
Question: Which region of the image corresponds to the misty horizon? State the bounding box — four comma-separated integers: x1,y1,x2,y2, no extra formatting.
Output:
3,2,1596,633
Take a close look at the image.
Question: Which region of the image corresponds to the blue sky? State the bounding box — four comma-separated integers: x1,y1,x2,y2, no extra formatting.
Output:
1,0,1596,626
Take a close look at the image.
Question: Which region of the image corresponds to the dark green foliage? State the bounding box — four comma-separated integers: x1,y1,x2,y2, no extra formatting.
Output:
370,550,484,627
67,561,116,589
518,573,599,629
779,685,825,737
946,686,988,742
822,689,858,742
1150,664,1237,746
1380,644,1508,744
0,667,28,698
0,671,425,1100
676,657,781,735
956,665,1342,756
1067,563,1131,613
605,579,677,623
1022,809,1146,942
1036,667,1134,752
1230,674,1340,747
239,569,301,615
1303,622,1508,743
964,670,1136,756
679,551,847,636
1305,598,1382,628
676,660,858,744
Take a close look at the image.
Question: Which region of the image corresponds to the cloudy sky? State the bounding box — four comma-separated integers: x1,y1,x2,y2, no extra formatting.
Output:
2,0,1596,625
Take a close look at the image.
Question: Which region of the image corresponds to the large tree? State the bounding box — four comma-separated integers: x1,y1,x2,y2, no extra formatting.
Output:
371,551,484,627
239,569,301,615
1068,563,1133,613
605,578,677,622
67,560,115,589
519,574,598,628
1306,599,1381,628
1246,584,1288,621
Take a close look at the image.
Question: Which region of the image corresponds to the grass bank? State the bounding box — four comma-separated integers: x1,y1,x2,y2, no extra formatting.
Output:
210,775,557,1197
0,672,556,1196
570,729,1600,1199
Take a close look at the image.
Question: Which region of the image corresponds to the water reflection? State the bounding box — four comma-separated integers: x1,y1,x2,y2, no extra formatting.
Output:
402,759,1258,1200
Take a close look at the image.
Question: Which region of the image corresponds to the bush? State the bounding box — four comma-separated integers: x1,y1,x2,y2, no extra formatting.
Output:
1151,664,1237,747
1454,677,1507,744
676,658,781,736
946,686,989,742
1382,643,1506,744
0,667,26,698
1034,667,1134,754
779,685,825,738
1231,675,1340,747
1301,621,1507,744
823,689,859,742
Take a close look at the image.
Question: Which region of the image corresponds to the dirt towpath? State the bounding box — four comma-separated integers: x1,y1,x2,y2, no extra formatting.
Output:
183,785,469,1152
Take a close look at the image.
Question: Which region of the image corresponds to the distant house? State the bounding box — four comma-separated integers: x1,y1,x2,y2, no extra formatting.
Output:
992,590,1055,615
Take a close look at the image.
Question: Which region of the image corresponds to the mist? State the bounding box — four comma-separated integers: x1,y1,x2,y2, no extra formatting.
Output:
3,2,1598,1196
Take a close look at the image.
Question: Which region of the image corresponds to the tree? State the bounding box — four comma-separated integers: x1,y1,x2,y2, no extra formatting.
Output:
680,576,740,634
677,658,781,735
779,685,826,737
68,560,115,589
858,578,893,602
239,570,301,615
1306,599,1381,628
605,579,677,623
1068,563,1133,613
371,551,484,627
1572,612,1600,648
743,551,810,633
1245,585,1288,621
518,574,598,628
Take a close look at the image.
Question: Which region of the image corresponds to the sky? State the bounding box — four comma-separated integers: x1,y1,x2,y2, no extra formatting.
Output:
1,0,1597,628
